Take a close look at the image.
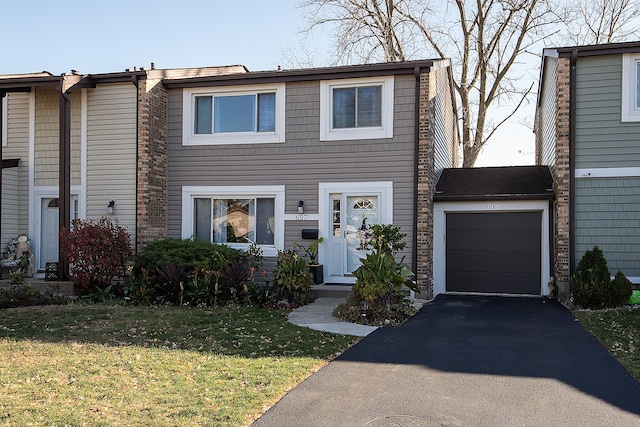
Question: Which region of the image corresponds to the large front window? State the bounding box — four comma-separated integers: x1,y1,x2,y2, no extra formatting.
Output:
194,197,275,245
183,84,285,145
182,186,285,256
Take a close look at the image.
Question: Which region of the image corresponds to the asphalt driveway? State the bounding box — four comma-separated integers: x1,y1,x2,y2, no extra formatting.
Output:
253,294,640,426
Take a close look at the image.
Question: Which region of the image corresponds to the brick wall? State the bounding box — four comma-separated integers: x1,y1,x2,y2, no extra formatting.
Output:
554,57,571,284
136,78,168,251
416,71,435,299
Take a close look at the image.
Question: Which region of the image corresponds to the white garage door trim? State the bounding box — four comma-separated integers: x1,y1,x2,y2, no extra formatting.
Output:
433,199,550,297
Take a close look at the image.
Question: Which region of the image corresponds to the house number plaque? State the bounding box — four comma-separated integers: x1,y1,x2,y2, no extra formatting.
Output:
485,202,500,210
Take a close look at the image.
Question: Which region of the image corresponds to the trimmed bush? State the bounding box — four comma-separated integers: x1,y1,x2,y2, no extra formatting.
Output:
570,246,633,309
134,238,243,277
611,271,633,306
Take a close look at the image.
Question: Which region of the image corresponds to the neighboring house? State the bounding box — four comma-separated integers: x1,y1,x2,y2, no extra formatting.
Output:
535,41,640,299
1,60,459,298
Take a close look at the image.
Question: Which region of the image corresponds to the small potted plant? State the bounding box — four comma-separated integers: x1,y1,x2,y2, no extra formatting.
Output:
295,237,324,285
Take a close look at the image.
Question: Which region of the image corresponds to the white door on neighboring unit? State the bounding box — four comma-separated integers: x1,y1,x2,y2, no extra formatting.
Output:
320,182,393,283
40,198,59,270
38,196,79,270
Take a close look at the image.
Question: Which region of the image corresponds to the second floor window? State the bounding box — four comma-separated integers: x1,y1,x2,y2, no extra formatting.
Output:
183,84,285,145
195,93,276,134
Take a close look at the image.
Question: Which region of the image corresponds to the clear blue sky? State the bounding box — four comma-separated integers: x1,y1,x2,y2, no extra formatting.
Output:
1,0,321,75
1,0,535,166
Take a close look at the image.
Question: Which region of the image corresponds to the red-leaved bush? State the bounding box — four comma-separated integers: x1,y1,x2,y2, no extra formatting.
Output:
59,217,133,290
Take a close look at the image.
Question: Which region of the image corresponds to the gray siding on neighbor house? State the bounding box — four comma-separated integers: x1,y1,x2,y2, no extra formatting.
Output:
575,56,640,169
539,56,557,167
433,66,458,174
166,74,418,261
575,177,640,277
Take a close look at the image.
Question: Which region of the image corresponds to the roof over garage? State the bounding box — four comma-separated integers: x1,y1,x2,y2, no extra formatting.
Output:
434,165,554,201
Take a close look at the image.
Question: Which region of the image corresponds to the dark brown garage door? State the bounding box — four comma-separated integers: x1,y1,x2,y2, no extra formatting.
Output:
446,212,541,294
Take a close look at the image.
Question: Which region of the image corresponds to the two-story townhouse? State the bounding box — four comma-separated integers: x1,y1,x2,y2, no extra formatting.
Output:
535,41,640,301
0,66,246,279
163,60,459,298
1,60,458,298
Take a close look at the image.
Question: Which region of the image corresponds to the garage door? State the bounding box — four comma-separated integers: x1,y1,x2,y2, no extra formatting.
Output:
446,212,541,294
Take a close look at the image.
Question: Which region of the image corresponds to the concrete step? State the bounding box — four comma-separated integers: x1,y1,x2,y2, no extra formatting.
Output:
0,278,75,295
312,284,353,299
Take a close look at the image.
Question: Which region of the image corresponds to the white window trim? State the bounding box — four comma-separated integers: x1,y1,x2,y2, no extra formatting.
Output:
621,53,640,122
182,84,286,146
1,94,7,146
181,185,285,257
320,76,394,141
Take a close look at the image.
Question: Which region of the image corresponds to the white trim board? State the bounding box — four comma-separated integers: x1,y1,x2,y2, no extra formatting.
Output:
575,167,640,178
433,200,551,297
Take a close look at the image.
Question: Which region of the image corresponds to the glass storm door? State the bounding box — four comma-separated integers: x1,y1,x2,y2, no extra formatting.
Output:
328,193,379,277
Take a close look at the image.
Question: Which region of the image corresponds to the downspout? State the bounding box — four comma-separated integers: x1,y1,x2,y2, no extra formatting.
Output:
58,82,72,281
569,50,578,276
413,66,420,283
132,74,140,254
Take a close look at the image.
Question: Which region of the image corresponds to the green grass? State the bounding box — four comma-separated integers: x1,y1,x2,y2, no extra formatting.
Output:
0,304,358,426
575,306,640,381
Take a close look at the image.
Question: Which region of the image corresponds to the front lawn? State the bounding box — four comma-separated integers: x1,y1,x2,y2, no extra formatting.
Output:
0,305,358,426
575,306,640,381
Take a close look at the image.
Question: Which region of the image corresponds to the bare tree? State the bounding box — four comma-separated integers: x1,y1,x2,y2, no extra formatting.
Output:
564,0,640,45
300,0,566,167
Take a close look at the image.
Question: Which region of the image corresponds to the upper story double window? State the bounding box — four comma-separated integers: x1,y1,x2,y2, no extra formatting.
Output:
320,76,394,141
183,83,285,145
622,53,640,122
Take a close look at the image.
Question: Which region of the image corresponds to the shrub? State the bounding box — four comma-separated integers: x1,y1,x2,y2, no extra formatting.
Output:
611,271,633,306
570,246,633,309
60,217,132,291
0,283,68,309
273,249,313,306
134,238,242,277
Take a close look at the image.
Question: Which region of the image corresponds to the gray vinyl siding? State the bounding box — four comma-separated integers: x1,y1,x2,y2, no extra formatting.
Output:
433,66,458,174
575,56,640,169
86,84,137,242
167,74,417,263
539,57,557,167
575,177,640,277
1,92,30,242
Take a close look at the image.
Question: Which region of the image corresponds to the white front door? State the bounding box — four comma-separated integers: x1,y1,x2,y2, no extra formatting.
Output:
319,182,393,283
40,198,59,270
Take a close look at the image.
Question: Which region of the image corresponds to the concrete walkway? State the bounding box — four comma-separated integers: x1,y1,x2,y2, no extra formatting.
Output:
255,294,640,427
287,297,378,337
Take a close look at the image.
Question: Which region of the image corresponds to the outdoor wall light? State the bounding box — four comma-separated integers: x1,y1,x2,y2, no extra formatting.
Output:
298,200,304,214
107,200,115,214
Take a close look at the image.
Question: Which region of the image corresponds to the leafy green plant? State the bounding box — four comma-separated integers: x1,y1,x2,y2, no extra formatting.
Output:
341,224,418,326
0,283,67,308
8,270,25,286
294,237,324,265
59,217,132,291
273,249,313,306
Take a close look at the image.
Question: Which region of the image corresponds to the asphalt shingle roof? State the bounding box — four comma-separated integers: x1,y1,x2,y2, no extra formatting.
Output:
434,165,554,201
